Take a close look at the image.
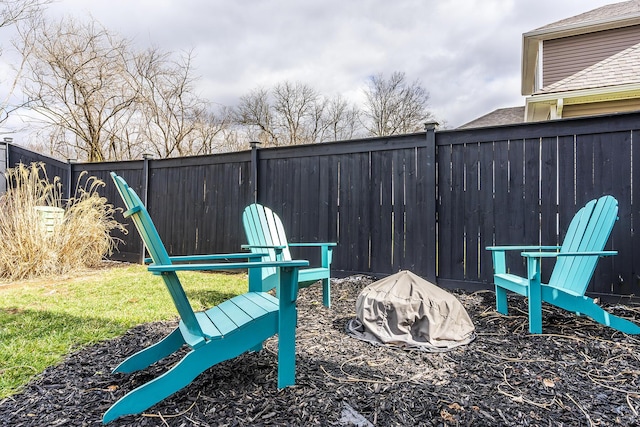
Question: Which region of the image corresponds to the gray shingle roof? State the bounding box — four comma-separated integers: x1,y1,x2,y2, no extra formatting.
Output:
535,1,640,32
457,107,525,129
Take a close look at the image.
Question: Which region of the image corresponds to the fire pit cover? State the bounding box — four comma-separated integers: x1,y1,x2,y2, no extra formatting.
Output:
347,270,475,351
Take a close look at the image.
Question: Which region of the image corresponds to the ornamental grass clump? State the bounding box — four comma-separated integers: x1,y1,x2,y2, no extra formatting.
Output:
0,163,126,281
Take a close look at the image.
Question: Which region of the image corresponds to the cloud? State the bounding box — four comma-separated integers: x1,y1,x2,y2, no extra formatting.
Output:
32,0,617,128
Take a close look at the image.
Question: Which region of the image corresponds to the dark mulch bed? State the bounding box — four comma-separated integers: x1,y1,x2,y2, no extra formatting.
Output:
1,275,640,426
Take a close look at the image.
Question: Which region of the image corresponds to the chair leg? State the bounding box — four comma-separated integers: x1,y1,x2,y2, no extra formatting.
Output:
541,288,640,335
277,306,296,387
527,284,543,334
113,327,185,374
104,346,218,423
322,278,331,308
577,301,640,334
495,285,509,315
103,317,280,423
277,267,298,388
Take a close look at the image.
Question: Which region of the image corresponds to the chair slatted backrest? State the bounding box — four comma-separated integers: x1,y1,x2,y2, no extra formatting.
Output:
548,196,618,295
243,204,292,283
111,173,204,339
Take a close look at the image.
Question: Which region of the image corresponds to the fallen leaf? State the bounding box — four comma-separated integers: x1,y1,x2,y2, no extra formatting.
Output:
448,402,464,411
440,409,456,422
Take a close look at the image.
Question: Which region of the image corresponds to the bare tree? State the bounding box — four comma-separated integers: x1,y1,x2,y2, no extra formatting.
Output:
214,127,249,153
0,0,47,29
362,71,433,137
235,81,363,147
272,81,320,145
190,105,234,155
18,14,232,160
322,94,361,141
134,48,220,158
21,17,139,161
0,0,50,129
235,87,279,146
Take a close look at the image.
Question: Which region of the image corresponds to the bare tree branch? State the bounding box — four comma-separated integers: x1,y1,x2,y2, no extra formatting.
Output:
0,0,48,29
21,17,139,161
234,81,364,147
362,71,433,137
235,87,280,146
0,0,50,130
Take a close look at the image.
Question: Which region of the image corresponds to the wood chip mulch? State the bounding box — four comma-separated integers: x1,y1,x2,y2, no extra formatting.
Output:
1,275,640,426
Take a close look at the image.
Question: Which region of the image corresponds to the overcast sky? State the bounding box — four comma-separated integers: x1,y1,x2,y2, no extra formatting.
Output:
9,0,620,131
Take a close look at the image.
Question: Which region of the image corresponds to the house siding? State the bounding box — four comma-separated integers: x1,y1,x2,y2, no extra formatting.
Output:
543,25,640,88
562,98,640,118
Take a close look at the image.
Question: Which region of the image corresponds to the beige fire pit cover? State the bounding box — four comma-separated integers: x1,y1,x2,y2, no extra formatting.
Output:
347,270,475,352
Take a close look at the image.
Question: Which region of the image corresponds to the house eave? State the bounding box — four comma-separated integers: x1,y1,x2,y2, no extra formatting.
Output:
534,82,640,102
525,83,640,121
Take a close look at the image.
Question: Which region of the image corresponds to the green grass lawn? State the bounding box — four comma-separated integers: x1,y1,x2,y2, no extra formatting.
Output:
0,263,247,399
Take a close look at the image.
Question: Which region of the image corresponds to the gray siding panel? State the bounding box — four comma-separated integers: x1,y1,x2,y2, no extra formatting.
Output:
543,25,640,87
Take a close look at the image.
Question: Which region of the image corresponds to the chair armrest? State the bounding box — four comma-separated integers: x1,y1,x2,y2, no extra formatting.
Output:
289,242,336,267
144,252,266,264
241,244,287,250
521,250,617,258
241,244,287,261
288,242,337,247
486,245,561,252
147,259,309,273
488,246,560,275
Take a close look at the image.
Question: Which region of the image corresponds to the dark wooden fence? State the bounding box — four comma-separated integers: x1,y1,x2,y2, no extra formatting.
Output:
436,114,640,298
4,111,640,299
6,143,72,197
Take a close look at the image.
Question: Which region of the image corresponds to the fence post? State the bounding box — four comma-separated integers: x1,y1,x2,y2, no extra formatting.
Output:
0,138,8,195
140,153,154,263
142,153,153,208
424,121,438,283
66,158,75,200
250,141,261,203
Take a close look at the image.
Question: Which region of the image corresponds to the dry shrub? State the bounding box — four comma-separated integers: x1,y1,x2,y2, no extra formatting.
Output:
0,163,126,281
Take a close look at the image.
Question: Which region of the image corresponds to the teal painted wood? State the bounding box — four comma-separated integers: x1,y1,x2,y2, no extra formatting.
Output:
112,174,204,341
104,173,308,424
104,314,280,423
112,327,184,374
276,267,298,387
144,253,268,263
242,203,337,307
487,195,640,335
549,196,618,295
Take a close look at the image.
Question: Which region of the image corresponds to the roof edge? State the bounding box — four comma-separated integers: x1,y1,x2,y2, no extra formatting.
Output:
524,14,640,40
526,82,640,103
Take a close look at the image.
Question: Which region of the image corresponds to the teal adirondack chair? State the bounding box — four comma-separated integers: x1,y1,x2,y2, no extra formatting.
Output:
103,173,309,423
487,195,640,334
242,203,336,307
